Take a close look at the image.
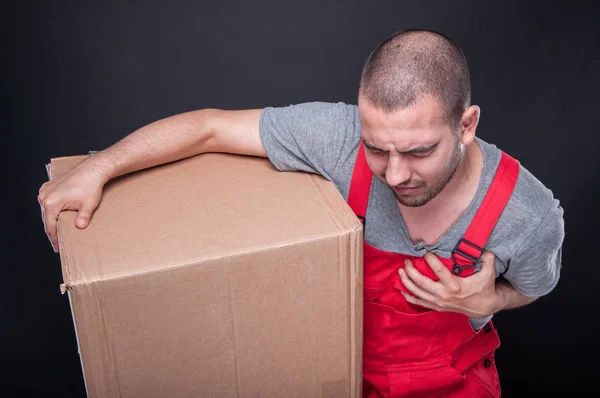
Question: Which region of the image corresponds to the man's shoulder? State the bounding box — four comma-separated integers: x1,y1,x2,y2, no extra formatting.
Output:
258,100,361,185
479,137,559,217
478,137,563,251
478,139,564,298
263,101,358,118
513,164,558,212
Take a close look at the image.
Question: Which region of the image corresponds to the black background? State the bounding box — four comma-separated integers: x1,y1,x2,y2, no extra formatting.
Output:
4,1,599,396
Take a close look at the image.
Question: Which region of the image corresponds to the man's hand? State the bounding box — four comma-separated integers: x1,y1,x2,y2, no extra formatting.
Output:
398,251,502,318
38,161,108,253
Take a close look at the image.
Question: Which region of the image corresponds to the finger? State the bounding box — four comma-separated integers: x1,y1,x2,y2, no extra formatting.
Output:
37,190,46,205
75,202,96,229
468,251,497,282
403,259,447,297
423,252,457,286
398,267,439,304
43,200,60,253
400,290,441,311
39,204,48,244
479,251,496,272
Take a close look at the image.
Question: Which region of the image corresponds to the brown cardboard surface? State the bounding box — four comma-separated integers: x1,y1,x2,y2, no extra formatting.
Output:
48,153,363,398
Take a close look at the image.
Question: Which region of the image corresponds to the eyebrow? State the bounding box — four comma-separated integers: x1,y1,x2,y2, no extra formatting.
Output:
363,140,438,155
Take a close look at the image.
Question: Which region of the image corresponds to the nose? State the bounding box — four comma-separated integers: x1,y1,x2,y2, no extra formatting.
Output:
386,153,411,186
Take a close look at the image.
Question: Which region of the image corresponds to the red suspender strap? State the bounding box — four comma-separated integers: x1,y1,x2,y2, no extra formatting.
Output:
451,151,520,274
347,142,373,223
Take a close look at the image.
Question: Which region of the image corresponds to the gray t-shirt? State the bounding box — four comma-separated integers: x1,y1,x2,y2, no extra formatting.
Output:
259,101,565,329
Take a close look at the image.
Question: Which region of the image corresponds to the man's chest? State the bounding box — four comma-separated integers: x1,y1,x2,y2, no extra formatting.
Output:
401,212,462,246
362,178,482,256
364,187,464,254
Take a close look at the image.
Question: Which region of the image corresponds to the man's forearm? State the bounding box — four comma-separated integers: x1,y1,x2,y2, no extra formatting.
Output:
85,109,217,183
493,278,537,312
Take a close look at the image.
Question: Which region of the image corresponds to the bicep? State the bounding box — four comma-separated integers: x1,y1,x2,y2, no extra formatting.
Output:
205,108,268,158
502,203,565,298
257,102,359,178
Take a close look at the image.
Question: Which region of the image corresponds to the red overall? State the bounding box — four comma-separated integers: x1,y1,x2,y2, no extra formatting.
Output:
348,143,519,397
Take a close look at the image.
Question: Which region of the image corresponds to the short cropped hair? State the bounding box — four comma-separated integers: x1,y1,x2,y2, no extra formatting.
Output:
359,29,471,129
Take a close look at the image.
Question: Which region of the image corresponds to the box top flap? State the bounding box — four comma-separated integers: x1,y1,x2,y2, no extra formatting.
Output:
48,153,361,287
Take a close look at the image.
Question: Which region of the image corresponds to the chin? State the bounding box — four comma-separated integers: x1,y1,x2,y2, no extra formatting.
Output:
394,186,442,207
396,196,430,207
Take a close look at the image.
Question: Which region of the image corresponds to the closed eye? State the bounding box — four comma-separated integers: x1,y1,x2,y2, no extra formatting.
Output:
408,144,438,157
411,149,434,157
365,147,385,154
363,142,385,154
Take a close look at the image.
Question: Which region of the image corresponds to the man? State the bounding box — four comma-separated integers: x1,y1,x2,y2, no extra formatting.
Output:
38,29,564,397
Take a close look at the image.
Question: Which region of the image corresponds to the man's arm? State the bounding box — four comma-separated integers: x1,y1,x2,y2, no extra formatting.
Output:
400,199,564,318
95,109,267,179
492,278,537,311
38,108,266,252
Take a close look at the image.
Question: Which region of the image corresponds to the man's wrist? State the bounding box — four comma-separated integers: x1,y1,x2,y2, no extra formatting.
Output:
491,280,510,314
82,151,118,184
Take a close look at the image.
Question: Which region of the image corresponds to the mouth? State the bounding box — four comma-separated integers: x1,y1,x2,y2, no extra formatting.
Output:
393,185,423,195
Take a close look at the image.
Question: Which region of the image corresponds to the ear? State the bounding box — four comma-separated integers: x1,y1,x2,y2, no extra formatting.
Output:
459,105,480,145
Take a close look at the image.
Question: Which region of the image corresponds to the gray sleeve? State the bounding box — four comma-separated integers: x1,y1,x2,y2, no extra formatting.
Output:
502,200,565,298
258,102,360,182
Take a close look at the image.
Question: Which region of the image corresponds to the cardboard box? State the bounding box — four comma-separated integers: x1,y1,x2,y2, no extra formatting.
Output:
47,153,363,398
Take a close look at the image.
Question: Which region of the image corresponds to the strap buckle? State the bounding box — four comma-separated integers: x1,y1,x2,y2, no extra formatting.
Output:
451,238,484,275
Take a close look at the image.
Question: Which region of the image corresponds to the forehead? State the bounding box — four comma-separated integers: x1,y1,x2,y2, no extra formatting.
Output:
357,95,453,150
357,94,448,131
